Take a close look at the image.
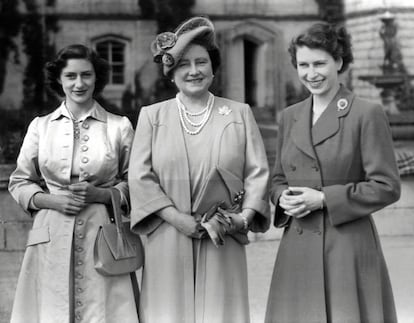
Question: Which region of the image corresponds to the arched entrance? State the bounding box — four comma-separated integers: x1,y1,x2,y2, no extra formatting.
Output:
216,20,285,120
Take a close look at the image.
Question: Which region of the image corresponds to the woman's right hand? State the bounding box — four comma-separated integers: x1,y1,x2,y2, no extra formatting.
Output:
173,213,206,239
52,195,86,216
157,206,206,239
33,192,86,216
279,189,310,218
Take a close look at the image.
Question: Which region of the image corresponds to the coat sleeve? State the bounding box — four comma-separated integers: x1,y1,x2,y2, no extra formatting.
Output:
324,104,401,226
269,110,290,228
113,116,134,213
8,117,45,216
241,105,271,232
129,107,174,235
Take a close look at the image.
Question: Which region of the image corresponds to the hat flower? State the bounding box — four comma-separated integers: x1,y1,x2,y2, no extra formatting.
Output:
156,32,177,50
162,53,175,67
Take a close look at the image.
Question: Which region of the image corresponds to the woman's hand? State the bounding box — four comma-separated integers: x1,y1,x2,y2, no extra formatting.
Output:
175,213,206,239
217,207,244,234
53,195,86,216
67,182,111,205
157,207,206,239
279,187,324,218
32,192,86,216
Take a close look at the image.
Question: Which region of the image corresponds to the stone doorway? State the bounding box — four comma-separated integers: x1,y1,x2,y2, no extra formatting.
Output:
215,20,285,121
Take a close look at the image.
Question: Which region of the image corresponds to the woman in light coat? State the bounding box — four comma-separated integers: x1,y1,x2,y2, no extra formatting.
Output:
265,23,401,323
129,17,270,323
8,44,138,323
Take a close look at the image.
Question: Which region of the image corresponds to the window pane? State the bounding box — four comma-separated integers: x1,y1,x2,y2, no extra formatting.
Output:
95,40,125,84
113,74,124,84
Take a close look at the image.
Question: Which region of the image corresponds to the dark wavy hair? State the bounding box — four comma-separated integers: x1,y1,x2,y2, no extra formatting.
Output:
288,22,354,74
45,44,110,97
166,36,221,79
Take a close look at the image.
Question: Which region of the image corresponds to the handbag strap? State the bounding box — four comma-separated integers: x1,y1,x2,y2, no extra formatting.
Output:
108,188,124,234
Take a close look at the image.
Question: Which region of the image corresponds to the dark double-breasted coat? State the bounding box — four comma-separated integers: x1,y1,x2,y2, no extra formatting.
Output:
265,86,401,323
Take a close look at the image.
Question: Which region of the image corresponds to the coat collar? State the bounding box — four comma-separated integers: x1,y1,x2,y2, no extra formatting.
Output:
50,100,107,122
291,96,315,159
312,85,355,146
291,85,355,159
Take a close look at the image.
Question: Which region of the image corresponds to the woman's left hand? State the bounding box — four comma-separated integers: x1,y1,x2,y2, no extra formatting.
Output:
280,187,324,218
68,182,111,205
217,207,245,234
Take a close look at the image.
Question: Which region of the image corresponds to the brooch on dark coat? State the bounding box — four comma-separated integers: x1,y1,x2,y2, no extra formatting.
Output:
337,98,348,111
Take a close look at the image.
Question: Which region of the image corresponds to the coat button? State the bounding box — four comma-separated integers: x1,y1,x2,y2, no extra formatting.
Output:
81,157,89,163
295,226,303,235
82,123,89,129
77,219,84,225
83,135,89,141
312,165,319,171
77,233,84,239
290,165,296,171
81,145,88,152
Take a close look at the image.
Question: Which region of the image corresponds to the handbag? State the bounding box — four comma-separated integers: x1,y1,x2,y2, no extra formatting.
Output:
94,188,144,276
193,166,249,246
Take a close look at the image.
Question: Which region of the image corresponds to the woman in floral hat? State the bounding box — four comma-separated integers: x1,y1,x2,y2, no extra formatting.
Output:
129,16,270,323
265,22,400,323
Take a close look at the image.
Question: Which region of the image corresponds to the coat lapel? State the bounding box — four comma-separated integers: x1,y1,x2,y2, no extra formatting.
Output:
312,86,355,146
168,99,192,211
291,96,317,160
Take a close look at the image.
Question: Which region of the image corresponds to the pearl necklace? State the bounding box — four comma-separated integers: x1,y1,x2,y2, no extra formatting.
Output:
176,93,214,135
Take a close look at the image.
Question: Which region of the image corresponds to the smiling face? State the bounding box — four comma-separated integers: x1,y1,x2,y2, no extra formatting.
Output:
172,44,214,99
295,46,343,99
59,58,96,108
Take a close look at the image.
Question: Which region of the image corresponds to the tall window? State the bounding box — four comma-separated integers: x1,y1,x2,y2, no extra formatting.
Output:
96,40,125,84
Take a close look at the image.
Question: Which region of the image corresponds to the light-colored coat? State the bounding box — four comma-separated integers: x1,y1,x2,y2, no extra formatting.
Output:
265,86,401,323
8,102,139,323
129,96,270,323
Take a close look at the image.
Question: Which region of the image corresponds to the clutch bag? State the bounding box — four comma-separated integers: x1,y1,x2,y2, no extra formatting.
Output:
193,166,249,245
193,166,245,216
94,188,144,276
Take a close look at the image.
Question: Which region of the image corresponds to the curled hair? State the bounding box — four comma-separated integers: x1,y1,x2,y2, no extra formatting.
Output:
45,44,110,97
288,22,354,74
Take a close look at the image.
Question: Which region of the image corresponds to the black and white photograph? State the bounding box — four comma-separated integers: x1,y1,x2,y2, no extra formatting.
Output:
1,0,414,322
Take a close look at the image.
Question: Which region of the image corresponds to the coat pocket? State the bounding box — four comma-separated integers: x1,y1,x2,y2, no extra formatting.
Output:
26,226,50,246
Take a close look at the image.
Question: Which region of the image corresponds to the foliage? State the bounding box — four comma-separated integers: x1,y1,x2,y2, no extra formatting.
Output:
0,0,59,163
315,0,344,23
21,0,59,114
0,0,22,94
135,0,195,110
139,0,195,32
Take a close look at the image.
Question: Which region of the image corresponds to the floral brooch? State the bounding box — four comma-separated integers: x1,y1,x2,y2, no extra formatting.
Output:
337,98,348,111
218,105,232,115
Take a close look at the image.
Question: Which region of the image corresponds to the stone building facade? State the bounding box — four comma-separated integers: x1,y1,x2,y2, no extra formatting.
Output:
0,0,322,119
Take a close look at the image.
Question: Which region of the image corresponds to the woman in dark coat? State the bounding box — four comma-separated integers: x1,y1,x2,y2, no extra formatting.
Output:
265,23,401,323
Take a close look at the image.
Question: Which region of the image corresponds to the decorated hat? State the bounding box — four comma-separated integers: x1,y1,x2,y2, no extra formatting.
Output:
151,16,217,76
